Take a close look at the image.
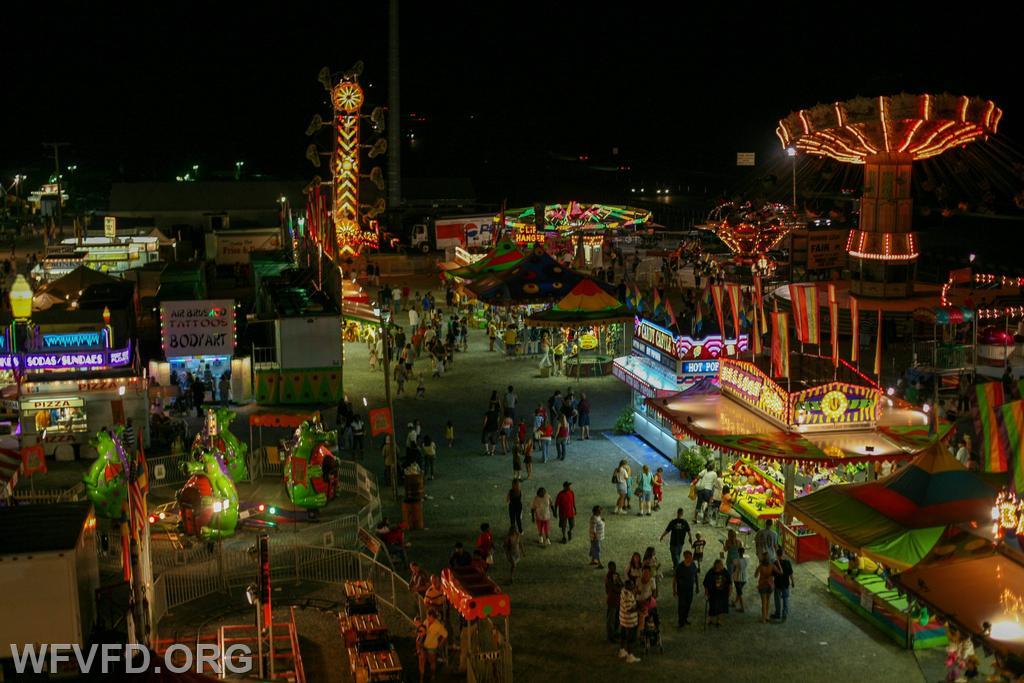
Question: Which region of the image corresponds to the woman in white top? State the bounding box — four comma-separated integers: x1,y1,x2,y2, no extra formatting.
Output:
530,487,554,546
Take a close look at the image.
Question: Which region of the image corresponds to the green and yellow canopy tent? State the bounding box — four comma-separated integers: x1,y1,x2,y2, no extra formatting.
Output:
524,277,632,327
786,444,997,570
443,240,528,281
465,245,587,306
894,528,1024,667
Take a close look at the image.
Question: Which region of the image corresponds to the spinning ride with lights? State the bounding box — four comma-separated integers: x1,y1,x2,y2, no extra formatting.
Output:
700,201,798,268
777,93,1002,298
502,201,651,245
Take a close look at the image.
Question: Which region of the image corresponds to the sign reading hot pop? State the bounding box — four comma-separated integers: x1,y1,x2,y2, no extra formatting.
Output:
161,300,235,358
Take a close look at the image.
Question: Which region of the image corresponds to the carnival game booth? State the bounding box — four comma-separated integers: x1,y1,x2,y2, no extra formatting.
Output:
786,445,996,649
646,352,949,535
441,566,512,680
524,277,632,378
14,296,146,460
148,299,252,405
615,316,749,458
894,527,1024,676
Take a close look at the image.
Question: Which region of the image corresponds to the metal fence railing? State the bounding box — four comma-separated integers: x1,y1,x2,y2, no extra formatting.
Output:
147,453,192,490
13,484,86,505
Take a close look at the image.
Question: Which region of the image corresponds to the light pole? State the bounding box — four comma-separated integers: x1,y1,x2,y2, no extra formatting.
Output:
786,146,797,209
377,307,399,501
235,160,245,181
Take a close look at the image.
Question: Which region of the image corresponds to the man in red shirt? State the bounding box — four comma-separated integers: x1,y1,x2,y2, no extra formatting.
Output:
554,481,577,544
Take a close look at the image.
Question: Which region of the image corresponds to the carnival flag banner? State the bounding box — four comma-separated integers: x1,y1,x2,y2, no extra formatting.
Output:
850,295,860,364
711,284,726,340
828,284,839,367
788,284,819,344
751,298,763,354
1000,401,1024,491
873,310,883,376
978,383,1009,473
726,284,743,340
754,275,767,334
771,311,789,378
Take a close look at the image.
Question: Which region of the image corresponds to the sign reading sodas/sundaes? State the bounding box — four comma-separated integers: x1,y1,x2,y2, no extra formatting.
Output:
161,300,236,358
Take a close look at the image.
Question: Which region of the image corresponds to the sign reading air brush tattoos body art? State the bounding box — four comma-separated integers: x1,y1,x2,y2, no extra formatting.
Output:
162,300,235,358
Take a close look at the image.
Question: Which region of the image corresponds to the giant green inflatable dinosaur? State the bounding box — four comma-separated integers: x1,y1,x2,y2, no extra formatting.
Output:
284,420,339,509
83,428,130,519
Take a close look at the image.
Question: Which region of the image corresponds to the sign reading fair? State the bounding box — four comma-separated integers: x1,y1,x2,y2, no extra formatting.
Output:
162,300,235,358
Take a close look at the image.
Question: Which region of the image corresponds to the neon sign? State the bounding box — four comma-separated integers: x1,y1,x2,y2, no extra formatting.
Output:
634,318,749,363
0,342,133,371
42,332,102,349
636,318,678,359
681,360,719,375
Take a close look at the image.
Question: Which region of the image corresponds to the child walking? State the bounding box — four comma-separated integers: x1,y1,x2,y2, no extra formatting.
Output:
445,420,455,447
692,532,707,571
503,526,525,583
652,467,665,512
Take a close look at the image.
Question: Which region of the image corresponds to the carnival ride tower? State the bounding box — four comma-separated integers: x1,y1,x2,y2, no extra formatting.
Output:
778,93,1001,298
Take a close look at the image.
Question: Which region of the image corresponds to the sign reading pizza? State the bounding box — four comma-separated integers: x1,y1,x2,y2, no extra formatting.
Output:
161,300,235,358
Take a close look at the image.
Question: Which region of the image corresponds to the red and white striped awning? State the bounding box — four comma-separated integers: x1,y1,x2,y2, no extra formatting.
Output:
0,448,20,496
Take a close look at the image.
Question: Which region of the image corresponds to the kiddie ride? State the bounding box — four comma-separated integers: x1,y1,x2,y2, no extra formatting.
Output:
283,419,340,510
176,446,240,541
83,428,133,519
191,407,249,482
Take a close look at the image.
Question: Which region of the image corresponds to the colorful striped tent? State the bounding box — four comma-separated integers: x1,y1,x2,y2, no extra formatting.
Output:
894,528,1024,661
444,240,527,281
786,444,997,569
466,245,586,306
524,277,631,327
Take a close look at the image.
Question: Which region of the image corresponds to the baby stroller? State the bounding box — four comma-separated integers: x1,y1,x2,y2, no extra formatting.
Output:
640,606,663,654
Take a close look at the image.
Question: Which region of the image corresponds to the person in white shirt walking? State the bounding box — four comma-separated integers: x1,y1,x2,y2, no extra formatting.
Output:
589,506,605,568
693,465,718,523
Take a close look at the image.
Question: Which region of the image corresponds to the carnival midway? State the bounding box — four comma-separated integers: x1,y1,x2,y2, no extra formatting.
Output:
3,10,1024,683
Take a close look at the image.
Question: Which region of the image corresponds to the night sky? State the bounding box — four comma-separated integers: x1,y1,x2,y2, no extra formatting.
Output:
3,2,1023,206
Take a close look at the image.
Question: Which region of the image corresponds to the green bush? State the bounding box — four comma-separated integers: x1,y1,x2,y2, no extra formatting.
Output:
613,406,635,434
673,443,714,480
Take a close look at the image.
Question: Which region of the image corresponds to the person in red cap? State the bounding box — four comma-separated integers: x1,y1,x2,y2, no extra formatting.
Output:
554,481,577,544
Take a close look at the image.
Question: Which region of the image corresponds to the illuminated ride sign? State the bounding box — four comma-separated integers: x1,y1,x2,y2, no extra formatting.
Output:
718,359,789,425
792,382,880,430
718,358,880,431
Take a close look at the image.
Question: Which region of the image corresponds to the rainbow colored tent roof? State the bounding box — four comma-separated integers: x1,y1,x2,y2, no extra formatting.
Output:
444,240,527,280
467,245,586,306
525,277,631,327
787,444,996,569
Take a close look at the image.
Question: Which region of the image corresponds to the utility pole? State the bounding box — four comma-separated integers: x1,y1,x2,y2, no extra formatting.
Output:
380,309,399,501
387,0,402,211
43,142,69,239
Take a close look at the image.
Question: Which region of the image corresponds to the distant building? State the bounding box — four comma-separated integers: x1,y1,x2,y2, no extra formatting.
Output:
108,180,304,236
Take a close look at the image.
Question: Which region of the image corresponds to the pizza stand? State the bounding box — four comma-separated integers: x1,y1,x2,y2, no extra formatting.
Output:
11,296,147,460
646,352,950,561
148,299,252,404
441,566,512,679
786,446,997,649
